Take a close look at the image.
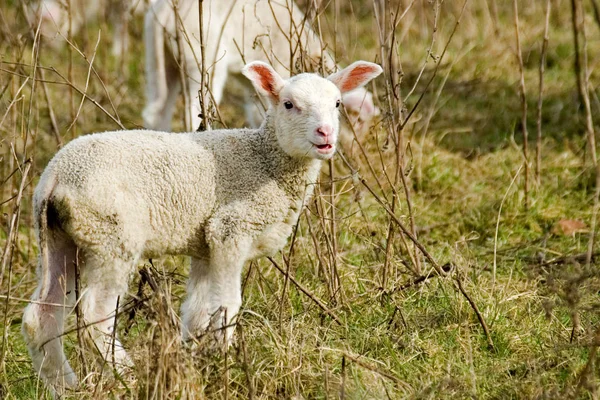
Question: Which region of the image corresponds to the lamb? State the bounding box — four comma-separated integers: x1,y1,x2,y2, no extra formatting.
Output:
22,60,382,395
143,0,379,133
30,0,146,56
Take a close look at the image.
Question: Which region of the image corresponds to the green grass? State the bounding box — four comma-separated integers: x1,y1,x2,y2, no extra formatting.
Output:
2,0,600,398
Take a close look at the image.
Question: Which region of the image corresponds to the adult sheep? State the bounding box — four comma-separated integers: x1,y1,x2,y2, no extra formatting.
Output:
143,0,379,133
22,60,382,396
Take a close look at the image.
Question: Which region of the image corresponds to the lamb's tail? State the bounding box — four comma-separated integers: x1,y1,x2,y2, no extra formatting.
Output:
33,174,57,302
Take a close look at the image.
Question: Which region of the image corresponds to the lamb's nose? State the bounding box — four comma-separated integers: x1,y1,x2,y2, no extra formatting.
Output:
316,125,333,137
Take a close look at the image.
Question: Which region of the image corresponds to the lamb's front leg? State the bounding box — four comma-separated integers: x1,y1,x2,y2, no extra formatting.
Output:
181,240,249,346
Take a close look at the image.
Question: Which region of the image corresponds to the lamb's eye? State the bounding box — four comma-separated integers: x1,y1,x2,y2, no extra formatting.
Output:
284,101,294,110
335,100,341,108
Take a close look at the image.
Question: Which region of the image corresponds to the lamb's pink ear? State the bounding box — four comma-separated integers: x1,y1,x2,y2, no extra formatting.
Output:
327,61,383,94
242,61,286,104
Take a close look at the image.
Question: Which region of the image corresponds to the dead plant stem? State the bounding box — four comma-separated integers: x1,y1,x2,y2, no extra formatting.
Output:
513,0,530,210
536,0,551,185
267,257,342,325
198,0,209,131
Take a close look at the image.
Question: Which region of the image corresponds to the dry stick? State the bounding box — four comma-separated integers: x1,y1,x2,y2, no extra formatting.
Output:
573,326,600,397
223,308,229,400
0,65,124,130
321,0,341,301
172,3,190,131
54,67,125,129
277,211,303,330
19,0,122,126
456,277,495,351
570,0,597,165
379,0,425,280
361,177,444,275
198,0,210,131
170,12,227,129
400,0,469,132
23,12,43,166
327,161,342,303
0,295,74,308
74,249,88,376
493,165,523,292
237,324,255,400
0,159,31,288
590,0,600,30
39,69,62,146
575,0,600,267
305,211,334,300
376,1,405,286
0,160,31,369
323,346,409,388
279,251,291,334
63,38,123,124
111,296,120,366
314,194,341,302
536,0,551,186
340,356,346,400
67,0,76,141
18,3,61,146
513,0,530,211
391,263,454,294
0,75,29,131
267,257,342,325
66,32,101,135
361,177,494,348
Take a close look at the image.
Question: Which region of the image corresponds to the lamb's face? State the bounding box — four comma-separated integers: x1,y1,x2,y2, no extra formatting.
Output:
243,61,383,159
273,75,342,161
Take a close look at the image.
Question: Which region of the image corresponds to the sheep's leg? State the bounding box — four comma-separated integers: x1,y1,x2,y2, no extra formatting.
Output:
109,0,129,57
22,234,78,394
180,256,211,341
142,1,169,130
182,239,249,346
80,255,133,374
156,63,182,132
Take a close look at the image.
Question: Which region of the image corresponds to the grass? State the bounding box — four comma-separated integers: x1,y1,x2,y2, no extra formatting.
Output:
2,0,600,398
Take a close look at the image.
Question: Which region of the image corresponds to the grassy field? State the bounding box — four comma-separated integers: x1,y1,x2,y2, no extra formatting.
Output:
2,0,600,398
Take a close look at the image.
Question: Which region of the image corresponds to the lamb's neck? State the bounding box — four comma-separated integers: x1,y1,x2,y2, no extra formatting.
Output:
259,116,322,199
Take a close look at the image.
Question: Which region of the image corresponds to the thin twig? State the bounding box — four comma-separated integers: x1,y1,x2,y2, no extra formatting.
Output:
493,165,523,292
360,178,444,275
536,0,551,185
455,276,495,351
267,257,341,325
0,160,31,368
390,263,454,294
0,159,31,288
198,0,210,131
513,0,530,210
574,0,600,267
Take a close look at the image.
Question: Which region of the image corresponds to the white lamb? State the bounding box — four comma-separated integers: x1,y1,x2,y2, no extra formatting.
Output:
22,60,382,395
143,0,379,133
31,0,146,56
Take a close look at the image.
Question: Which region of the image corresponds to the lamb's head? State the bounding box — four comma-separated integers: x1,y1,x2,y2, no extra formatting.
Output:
242,61,383,160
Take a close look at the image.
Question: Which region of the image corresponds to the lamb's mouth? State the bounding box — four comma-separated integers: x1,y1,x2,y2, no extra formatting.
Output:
314,143,335,154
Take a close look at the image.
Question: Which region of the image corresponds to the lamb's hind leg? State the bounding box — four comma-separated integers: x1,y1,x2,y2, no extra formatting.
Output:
22,233,78,395
80,254,135,374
